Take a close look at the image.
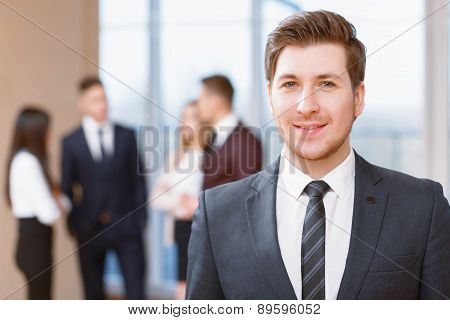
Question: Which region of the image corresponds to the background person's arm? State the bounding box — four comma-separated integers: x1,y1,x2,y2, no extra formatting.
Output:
61,138,76,212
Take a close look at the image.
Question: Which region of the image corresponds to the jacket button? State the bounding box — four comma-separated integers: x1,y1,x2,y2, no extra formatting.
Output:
367,196,376,204
99,211,111,224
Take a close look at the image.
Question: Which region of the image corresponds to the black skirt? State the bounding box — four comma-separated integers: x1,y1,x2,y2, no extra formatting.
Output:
15,217,53,299
174,220,193,281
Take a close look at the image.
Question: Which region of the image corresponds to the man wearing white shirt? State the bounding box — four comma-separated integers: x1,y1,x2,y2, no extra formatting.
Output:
197,75,263,190
61,77,147,299
81,116,114,162
187,11,450,299
276,147,354,299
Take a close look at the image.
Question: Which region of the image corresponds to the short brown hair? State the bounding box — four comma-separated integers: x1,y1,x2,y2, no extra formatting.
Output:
201,75,234,106
265,10,366,90
79,75,103,93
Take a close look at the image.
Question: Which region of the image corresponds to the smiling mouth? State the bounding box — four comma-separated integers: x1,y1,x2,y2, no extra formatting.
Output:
293,124,327,131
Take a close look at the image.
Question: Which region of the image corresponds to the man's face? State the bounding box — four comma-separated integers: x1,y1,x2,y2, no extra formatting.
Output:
268,43,365,161
79,85,108,122
197,86,217,125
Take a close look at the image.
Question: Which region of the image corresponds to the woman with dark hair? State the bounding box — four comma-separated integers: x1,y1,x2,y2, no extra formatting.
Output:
6,107,70,299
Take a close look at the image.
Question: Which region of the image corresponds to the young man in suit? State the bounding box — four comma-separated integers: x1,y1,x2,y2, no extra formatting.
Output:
197,75,263,190
61,77,147,299
187,11,450,299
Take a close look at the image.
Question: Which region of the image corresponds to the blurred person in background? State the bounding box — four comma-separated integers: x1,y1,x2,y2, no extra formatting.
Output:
61,76,147,299
151,100,211,300
197,75,263,190
6,107,71,299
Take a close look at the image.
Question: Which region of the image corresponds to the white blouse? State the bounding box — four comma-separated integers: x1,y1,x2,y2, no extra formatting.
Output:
9,150,70,226
152,148,203,215
151,148,203,244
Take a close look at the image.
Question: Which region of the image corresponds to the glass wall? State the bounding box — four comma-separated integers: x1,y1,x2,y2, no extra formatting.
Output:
99,0,151,127
160,0,252,127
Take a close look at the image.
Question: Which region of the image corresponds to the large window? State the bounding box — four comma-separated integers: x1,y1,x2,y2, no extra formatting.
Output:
99,0,150,127
160,0,252,127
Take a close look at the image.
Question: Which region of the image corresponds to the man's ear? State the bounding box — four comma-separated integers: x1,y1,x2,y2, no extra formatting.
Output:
353,81,365,119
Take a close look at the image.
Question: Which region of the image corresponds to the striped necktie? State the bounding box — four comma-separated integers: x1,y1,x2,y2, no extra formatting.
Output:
98,128,107,163
301,180,330,300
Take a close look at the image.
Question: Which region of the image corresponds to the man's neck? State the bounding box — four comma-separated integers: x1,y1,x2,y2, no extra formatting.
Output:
211,109,232,126
83,115,108,128
285,140,351,179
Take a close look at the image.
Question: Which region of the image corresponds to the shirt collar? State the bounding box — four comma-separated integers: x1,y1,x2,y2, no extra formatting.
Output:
82,116,112,132
279,146,355,200
213,112,238,131
212,112,239,147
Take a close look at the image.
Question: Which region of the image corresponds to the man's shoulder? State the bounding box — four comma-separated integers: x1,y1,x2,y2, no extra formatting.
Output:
223,122,261,151
114,123,136,138
235,122,260,139
204,170,261,202
62,126,83,145
360,155,440,195
200,172,263,226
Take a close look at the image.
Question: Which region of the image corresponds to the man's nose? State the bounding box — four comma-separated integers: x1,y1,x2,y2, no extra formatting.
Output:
296,87,319,115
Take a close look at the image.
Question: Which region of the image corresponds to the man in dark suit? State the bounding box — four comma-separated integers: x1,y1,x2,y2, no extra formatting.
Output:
62,77,147,299
197,75,263,190
187,11,450,299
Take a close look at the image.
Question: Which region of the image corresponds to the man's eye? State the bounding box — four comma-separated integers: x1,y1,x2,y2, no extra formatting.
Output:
320,81,335,88
282,81,297,88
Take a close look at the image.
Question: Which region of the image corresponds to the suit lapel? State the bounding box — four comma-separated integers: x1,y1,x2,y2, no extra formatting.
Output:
79,127,97,165
245,158,297,299
337,152,388,299
107,124,118,167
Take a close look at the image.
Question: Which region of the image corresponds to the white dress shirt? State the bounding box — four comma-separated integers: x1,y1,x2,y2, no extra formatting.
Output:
212,113,239,148
9,150,70,226
276,147,355,300
152,148,204,244
82,116,114,161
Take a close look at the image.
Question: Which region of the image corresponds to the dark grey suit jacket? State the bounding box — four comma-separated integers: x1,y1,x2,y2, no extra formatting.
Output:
186,152,450,299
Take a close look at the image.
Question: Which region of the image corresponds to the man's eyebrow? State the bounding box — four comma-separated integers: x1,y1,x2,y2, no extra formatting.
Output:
316,73,342,80
276,72,343,82
276,73,298,82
